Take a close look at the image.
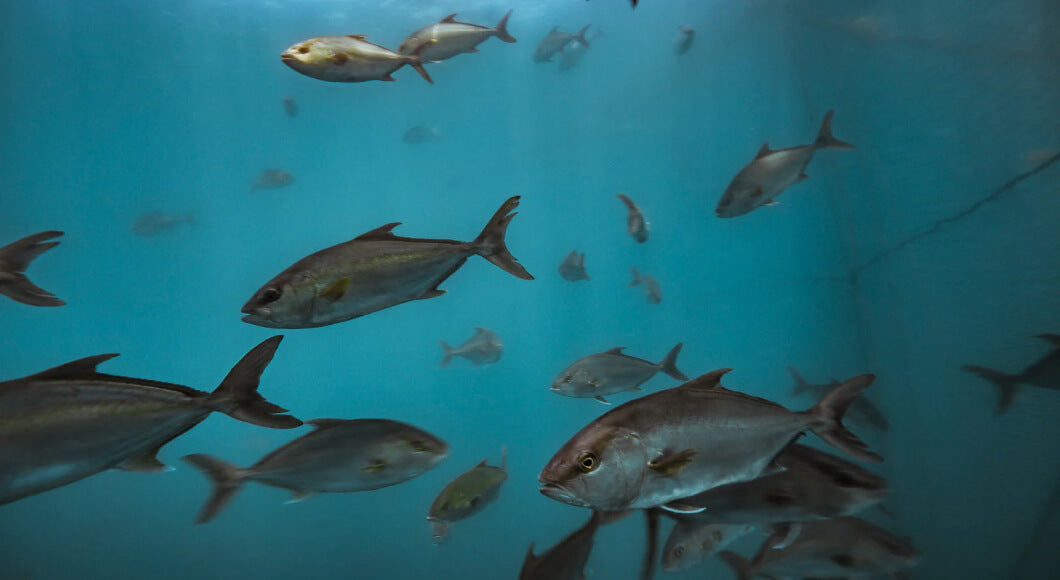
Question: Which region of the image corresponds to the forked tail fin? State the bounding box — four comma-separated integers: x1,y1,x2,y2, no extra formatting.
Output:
814,110,855,150
658,343,689,381
804,374,883,463
788,366,810,396
962,365,1020,415
440,341,455,367
208,336,302,429
405,41,435,84
494,10,516,43
182,454,247,524
630,268,642,287
575,25,591,47
0,230,65,307
473,196,534,280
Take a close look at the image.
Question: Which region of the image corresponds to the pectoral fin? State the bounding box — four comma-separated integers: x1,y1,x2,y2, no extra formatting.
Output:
418,289,446,300
319,277,351,301
285,490,316,504
750,185,765,198
117,448,172,473
648,448,696,476
594,396,611,405
362,459,388,472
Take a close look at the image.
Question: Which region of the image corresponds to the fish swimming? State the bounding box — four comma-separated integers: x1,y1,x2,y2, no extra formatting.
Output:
789,367,889,430
0,230,64,307
551,343,688,404
662,522,754,572
715,110,854,218
281,35,433,84
617,194,649,242
558,250,589,282
519,511,627,580
251,169,294,192
131,211,195,236
557,38,589,71
403,125,440,144
183,418,448,523
674,26,695,55
241,196,534,329
428,448,508,543
718,517,919,580
964,333,1060,414
441,327,503,367
533,26,590,63
0,336,300,506
630,268,662,304
283,97,297,118
538,370,881,512
398,11,515,62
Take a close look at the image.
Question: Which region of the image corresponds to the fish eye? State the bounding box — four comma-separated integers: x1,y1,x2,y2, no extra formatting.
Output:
673,546,684,558
260,288,282,303
564,375,573,383
297,45,309,54
408,440,428,452
577,452,597,473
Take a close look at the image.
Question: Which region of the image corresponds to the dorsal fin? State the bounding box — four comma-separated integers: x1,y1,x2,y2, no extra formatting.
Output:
28,353,121,382
476,458,488,468
755,143,772,159
307,418,348,429
681,368,733,390
347,34,367,40
355,222,402,240
523,543,539,567
441,13,458,23
603,347,626,355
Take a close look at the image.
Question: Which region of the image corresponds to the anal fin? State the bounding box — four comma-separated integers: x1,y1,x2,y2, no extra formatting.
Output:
117,448,172,473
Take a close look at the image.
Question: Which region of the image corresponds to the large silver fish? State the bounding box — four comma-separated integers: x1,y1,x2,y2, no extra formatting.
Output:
440,327,503,367
630,268,662,304
533,26,590,63
0,336,300,506
428,448,507,543
963,333,1060,414
183,418,448,523
0,230,64,307
662,522,754,572
242,196,533,329
719,518,919,580
538,370,881,511
519,511,627,580
398,11,516,62
551,344,688,404
281,35,433,84
558,250,589,282
715,110,854,218
617,194,649,243
789,367,890,430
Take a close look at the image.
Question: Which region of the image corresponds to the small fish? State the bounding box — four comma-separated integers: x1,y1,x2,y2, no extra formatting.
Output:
558,28,602,71
715,110,854,218
281,35,433,84
428,448,508,543
398,11,516,62
403,125,441,144
558,250,589,282
131,211,195,236
241,196,533,329
630,268,662,304
533,26,590,63
441,327,503,367
789,367,889,430
662,523,754,572
551,343,688,404
519,511,628,580
674,26,695,55
719,518,919,580
183,418,448,523
538,370,881,512
617,194,649,243
963,333,1060,414
251,169,294,192
283,97,297,118
0,336,300,506
0,230,64,307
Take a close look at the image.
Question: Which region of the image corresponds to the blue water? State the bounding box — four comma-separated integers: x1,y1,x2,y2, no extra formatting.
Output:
2,0,1058,578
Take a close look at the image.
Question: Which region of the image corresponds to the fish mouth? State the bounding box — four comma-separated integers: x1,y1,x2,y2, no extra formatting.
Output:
538,482,579,505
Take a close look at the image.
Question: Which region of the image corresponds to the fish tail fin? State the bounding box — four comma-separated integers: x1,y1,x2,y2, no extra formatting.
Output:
575,25,591,47
182,454,247,524
440,341,455,367
804,374,883,463
0,231,65,307
717,550,753,580
815,109,855,150
617,193,637,211
494,10,516,43
658,343,689,381
962,365,1020,415
788,366,810,395
208,336,302,429
630,268,642,287
473,196,534,280
405,41,435,84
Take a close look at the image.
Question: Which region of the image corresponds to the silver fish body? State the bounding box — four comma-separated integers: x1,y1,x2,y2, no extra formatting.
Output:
281,35,432,84
428,449,507,542
241,196,533,329
630,268,661,304
715,110,854,218
558,250,589,281
551,344,687,404
398,11,515,61
617,194,649,242
662,522,754,572
538,370,881,511
0,337,300,506
0,230,64,307
964,333,1060,414
534,26,589,62
441,327,503,367
558,39,589,71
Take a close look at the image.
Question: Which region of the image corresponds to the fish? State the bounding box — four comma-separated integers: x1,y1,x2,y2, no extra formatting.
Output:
718,517,919,580
0,336,300,506
281,35,433,84
251,169,294,192
674,26,695,55
403,125,440,144
617,193,649,242
558,28,602,71
398,11,516,62
428,447,508,543
533,26,590,63
283,97,297,118
789,367,889,430
519,511,628,580
0,230,64,307
551,343,688,404
558,250,589,282
241,196,533,329
440,327,503,367
131,211,195,236
963,333,1060,414
183,418,448,523
630,268,662,304
715,110,854,218
662,522,755,572
538,370,882,512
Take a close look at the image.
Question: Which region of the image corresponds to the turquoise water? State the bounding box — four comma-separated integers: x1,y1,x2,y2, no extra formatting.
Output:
2,0,1058,578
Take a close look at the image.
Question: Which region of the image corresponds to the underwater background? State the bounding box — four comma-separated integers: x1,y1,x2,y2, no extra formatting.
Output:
1,0,1058,578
